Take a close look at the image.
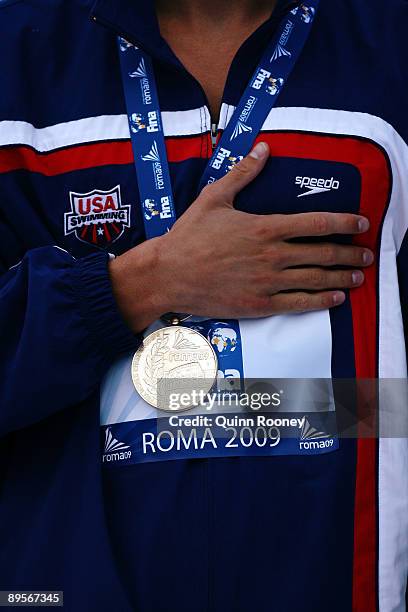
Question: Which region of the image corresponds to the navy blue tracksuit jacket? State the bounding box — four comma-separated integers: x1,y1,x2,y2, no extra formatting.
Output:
1,1,408,610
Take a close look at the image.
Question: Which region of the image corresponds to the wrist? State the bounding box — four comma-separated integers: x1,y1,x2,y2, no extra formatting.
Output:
108,237,170,333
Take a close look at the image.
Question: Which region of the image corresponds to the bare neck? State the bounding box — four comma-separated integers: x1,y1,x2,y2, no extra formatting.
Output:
155,0,277,28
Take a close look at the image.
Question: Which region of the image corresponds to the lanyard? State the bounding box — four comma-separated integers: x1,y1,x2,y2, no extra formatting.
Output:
118,1,319,240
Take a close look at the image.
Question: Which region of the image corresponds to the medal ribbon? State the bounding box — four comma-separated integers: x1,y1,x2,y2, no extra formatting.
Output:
117,0,319,239
102,3,343,460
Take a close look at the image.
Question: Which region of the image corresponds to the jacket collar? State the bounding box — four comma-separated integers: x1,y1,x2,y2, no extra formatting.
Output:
90,0,166,59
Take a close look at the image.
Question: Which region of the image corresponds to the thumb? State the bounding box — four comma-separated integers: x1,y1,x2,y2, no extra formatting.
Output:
216,141,270,203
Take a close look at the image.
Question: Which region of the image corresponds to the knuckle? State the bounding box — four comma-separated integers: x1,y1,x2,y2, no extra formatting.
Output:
269,215,287,239
252,270,270,287
199,183,219,205
200,183,214,197
245,295,270,316
357,248,367,264
309,269,326,288
320,245,336,265
320,293,334,309
293,294,310,312
230,160,250,178
255,296,272,315
232,293,262,316
312,214,330,235
253,249,270,267
265,244,285,266
346,214,360,232
341,271,354,286
345,247,362,266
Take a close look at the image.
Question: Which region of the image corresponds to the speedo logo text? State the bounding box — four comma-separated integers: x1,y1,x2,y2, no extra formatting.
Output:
295,176,340,198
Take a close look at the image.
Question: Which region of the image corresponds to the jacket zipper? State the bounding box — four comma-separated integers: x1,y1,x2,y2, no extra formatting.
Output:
211,123,218,150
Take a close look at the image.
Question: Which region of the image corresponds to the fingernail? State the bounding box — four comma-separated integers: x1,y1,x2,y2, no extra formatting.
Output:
249,142,268,160
358,217,370,233
352,271,364,285
363,250,374,265
333,291,346,305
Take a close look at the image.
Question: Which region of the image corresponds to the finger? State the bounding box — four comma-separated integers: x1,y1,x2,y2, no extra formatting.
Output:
278,268,365,291
270,212,370,240
211,142,270,203
279,243,374,268
268,291,346,315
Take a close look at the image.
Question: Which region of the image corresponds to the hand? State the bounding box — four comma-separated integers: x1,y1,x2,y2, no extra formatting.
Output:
110,142,374,333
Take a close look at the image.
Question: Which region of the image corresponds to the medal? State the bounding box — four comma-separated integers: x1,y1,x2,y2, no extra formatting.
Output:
132,316,218,411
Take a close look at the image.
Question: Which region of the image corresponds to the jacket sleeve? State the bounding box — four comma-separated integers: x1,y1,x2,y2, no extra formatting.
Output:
0,243,141,437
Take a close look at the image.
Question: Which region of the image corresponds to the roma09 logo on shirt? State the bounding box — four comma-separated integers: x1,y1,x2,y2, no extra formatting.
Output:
64,185,131,247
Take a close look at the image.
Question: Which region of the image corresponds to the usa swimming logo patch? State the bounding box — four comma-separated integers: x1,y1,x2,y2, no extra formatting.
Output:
64,185,131,247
